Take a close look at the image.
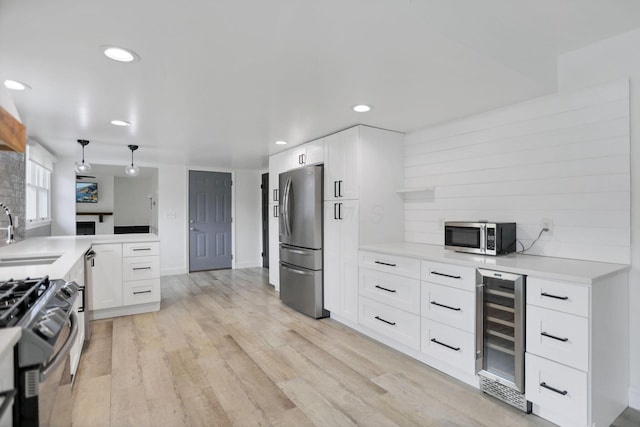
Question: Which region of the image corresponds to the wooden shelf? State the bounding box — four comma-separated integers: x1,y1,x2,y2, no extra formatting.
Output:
0,105,26,152
76,212,113,222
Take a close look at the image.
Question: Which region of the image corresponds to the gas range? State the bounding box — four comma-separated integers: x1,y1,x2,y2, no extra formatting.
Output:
0,276,79,366
0,276,80,427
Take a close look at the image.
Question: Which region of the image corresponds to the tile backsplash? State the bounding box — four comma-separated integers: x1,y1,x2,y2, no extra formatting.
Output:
0,150,25,246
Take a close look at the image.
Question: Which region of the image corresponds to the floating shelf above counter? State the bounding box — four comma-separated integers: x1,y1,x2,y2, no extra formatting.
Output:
396,187,434,193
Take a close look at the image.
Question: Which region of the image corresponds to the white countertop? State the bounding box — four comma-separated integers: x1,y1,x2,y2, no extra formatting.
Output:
360,242,629,284
0,234,159,280
0,327,21,360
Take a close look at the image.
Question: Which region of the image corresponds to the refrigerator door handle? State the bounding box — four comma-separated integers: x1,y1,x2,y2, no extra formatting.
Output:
282,263,314,276
283,175,293,236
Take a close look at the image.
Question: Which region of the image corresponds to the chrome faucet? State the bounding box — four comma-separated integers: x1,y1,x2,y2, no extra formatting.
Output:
0,203,16,244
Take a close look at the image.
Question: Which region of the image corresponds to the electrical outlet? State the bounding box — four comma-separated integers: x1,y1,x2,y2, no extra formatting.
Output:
541,218,553,234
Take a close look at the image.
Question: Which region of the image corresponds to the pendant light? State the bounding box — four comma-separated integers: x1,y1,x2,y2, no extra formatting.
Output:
75,139,92,174
125,144,139,177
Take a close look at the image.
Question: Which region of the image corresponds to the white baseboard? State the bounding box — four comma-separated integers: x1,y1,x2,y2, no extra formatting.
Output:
235,260,262,269
630,386,640,409
160,266,187,276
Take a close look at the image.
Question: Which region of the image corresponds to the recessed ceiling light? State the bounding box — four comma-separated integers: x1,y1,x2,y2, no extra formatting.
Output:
102,46,140,63
353,104,372,113
275,140,287,145
110,119,131,127
4,80,31,91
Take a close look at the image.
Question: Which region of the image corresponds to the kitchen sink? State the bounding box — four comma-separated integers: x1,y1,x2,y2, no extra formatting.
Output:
0,255,61,267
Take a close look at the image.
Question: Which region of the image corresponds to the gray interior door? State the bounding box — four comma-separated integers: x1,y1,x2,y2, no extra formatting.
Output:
189,171,232,271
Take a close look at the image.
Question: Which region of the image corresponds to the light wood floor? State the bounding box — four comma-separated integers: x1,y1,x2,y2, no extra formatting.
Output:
50,268,638,426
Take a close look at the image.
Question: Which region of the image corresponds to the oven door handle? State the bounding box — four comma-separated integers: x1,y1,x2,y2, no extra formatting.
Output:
40,311,78,382
0,389,16,422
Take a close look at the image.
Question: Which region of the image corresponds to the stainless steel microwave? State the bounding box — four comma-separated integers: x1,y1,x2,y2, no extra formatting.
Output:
444,222,516,255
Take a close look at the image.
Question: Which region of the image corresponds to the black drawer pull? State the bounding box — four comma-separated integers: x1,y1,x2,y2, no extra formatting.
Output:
375,285,397,293
133,267,152,271
374,261,397,267
374,316,396,326
541,292,568,300
431,271,461,279
430,301,461,311
430,338,460,351
133,290,152,295
132,248,152,251
541,332,569,342
540,382,568,396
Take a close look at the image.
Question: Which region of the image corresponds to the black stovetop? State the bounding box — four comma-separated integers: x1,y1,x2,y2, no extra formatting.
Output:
0,277,50,328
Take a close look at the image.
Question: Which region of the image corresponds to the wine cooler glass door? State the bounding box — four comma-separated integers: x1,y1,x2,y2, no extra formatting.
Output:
476,269,525,392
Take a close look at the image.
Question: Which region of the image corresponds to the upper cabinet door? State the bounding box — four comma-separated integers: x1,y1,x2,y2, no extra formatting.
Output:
268,151,288,203
324,126,359,200
303,138,324,165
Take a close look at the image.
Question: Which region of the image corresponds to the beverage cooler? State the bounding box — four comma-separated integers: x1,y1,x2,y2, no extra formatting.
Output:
475,268,531,412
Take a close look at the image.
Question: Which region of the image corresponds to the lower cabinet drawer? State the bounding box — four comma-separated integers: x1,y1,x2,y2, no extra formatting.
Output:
123,279,161,306
359,251,421,279
420,318,475,375
358,296,420,350
421,282,475,332
527,305,588,371
422,260,476,291
525,353,588,427
123,256,160,281
359,268,420,314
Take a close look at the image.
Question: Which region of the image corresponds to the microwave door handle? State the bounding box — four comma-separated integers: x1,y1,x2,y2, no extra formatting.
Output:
480,225,486,254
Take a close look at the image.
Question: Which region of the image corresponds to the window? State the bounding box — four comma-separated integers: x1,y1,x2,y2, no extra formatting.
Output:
25,144,54,228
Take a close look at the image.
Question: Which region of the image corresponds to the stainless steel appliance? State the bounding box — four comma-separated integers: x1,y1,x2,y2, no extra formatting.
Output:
278,165,328,318
0,276,79,427
445,221,516,255
475,268,530,412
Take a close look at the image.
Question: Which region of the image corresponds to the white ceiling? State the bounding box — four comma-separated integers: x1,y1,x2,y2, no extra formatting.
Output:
2,0,640,169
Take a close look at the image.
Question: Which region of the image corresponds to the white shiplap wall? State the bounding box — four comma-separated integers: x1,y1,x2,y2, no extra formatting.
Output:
404,80,630,264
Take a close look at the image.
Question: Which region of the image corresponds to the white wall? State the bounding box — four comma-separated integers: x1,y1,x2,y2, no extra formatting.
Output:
404,80,630,264
114,177,152,226
557,28,640,409
234,169,262,268
51,157,76,236
158,164,188,275
76,176,114,234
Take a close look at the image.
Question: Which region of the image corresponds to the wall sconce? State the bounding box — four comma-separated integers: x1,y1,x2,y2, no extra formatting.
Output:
75,139,91,173
125,144,139,177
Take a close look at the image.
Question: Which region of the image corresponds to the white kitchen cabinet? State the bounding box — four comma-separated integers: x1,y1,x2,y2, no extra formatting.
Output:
419,260,476,378
90,241,160,319
525,275,628,427
358,251,421,350
122,243,160,308
90,243,123,311
324,127,359,201
286,138,324,169
268,209,280,290
324,200,359,322
268,151,288,289
269,151,287,205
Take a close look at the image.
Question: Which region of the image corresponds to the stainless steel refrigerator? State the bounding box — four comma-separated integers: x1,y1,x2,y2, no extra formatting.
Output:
279,165,328,318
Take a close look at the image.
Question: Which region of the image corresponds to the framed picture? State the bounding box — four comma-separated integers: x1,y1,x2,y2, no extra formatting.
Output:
76,182,98,203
